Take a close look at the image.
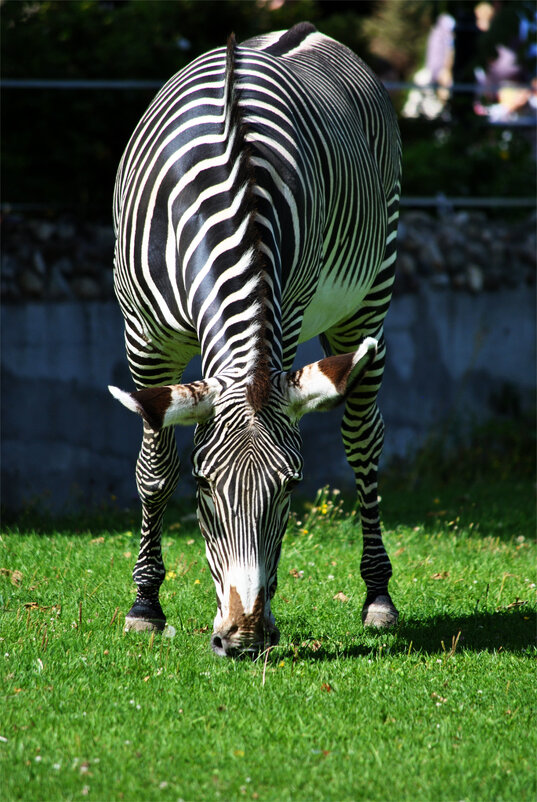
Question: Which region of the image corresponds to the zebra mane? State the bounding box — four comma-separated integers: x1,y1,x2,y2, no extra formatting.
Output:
225,34,271,412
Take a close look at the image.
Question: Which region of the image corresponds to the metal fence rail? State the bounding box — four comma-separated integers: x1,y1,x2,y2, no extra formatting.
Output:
2,78,534,212
399,196,536,209
0,78,532,95
2,78,535,92
2,197,535,214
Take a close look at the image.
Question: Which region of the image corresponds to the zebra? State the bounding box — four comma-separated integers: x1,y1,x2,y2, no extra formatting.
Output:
109,22,402,657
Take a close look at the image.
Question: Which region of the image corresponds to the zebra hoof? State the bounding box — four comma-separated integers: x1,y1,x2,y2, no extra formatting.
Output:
362,594,399,629
124,599,166,633
124,616,166,633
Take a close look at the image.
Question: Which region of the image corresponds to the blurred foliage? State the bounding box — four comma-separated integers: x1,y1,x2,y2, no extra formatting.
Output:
401,118,535,198
1,0,535,215
1,0,320,80
1,0,374,213
362,0,432,76
384,406,536,490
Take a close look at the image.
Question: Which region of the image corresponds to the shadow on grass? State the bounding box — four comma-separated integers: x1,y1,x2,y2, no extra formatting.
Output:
3,476,535,542
380,479,536,542
395,608,536,654
0,499,198,537
290,478,536,544
278,609,536,661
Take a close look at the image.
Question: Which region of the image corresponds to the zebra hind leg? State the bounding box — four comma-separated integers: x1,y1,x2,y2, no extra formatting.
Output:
125,422,180,633
322,322,398,629
342,394,399,629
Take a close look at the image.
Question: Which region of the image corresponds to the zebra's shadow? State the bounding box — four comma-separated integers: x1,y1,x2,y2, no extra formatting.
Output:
275,608,536,661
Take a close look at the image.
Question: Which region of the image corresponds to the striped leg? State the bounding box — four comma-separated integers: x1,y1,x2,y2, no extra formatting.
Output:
125,422,180,632
323,312,398,628
124,422,180,632
340,336,398,627
123,332,183,632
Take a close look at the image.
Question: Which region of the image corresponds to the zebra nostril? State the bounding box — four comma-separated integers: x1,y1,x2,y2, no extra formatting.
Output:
211,634,225,654
211,633,238,657
211,621,280,658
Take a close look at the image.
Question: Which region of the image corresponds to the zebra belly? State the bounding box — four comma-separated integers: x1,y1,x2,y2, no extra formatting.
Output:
297,275,371,344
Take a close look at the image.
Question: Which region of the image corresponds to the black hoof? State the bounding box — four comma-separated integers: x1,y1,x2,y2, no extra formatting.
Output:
124,597,166,633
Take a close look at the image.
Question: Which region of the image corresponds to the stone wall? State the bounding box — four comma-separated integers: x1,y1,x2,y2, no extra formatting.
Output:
2,210,535,302
2,288,535,513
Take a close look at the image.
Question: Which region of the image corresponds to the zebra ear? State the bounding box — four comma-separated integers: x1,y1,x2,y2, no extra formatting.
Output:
108,379,221,429
283,337,378,419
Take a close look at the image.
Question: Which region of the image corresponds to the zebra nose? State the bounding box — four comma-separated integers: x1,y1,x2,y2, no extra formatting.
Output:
210,627,280,658
210,633,234,657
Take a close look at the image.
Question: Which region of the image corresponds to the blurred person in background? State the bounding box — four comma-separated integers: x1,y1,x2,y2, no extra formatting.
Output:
402,12,455,119
474,1,536,122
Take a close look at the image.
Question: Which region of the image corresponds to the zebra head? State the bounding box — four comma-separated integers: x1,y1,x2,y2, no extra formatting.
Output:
109,337,377,656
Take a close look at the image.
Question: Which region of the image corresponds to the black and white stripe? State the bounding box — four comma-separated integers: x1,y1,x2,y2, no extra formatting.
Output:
111,22,402,652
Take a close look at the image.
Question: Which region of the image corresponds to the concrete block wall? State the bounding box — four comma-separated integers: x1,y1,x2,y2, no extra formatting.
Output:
1,287,535,512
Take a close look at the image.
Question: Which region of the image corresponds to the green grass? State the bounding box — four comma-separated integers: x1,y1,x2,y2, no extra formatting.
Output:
1,479,536,802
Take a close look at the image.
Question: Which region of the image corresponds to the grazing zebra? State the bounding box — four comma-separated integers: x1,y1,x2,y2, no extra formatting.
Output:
109,22,402,656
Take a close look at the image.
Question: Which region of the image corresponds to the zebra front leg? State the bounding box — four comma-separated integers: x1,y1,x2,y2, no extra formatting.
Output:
342,389,399,629
125,422,180,632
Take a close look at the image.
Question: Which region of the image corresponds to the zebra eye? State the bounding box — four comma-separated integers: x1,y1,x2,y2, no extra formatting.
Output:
286,475,302,493
194,474,211,492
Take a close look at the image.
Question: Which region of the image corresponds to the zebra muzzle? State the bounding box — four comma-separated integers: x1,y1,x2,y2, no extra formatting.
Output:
210,624,280,658
211,585,280,657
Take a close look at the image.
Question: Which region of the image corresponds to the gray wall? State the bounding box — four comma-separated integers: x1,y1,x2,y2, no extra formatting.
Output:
2,287,535,512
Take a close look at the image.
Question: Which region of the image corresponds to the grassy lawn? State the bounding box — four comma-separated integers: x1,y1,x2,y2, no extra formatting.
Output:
1,477,535,802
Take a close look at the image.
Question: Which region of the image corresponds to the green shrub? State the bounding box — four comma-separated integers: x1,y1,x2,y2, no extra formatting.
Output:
401,120,535,200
